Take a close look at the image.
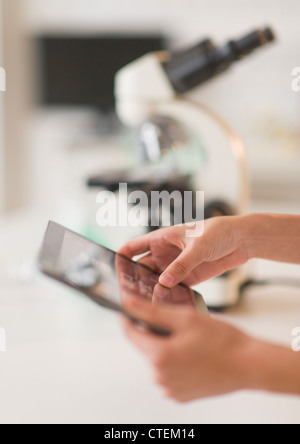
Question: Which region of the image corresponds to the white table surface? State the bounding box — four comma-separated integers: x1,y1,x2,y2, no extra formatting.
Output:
0,202,300,425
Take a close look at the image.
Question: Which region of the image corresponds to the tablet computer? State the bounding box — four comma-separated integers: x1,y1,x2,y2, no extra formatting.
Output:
38,221,208,336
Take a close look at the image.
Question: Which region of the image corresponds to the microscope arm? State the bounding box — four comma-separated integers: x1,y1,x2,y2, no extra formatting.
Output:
148,98,250,215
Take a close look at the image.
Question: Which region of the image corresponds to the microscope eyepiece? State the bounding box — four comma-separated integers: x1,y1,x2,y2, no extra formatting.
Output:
229,27,275,59
163,27,276,94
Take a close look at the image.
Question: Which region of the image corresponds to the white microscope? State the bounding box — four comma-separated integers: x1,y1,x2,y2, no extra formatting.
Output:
114,27,275,309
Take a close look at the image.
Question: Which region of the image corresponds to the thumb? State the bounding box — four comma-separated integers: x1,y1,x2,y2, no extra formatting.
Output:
159,246,201,288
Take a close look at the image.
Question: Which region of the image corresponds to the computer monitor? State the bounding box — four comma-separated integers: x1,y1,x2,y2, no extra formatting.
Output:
37,35,166,113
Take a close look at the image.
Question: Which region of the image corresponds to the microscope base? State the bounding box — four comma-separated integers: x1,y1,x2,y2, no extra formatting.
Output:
194,270,246,311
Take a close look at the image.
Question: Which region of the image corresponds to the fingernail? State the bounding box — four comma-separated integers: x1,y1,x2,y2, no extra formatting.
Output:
159,273,175,287
155,285,171,301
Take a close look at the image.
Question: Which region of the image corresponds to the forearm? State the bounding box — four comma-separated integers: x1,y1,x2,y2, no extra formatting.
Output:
244,339,300,396
242,214,300,264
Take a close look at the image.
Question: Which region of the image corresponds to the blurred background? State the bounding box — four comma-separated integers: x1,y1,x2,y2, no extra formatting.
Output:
0,0,299,220
1,0,300,425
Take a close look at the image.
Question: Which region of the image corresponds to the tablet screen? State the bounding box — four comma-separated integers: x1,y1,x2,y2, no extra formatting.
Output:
38,222,208,333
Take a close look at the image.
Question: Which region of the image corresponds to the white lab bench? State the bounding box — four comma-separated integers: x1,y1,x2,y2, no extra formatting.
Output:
0,201,300,425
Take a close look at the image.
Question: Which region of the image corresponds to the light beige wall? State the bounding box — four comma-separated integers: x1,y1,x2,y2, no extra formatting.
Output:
0,0,5,213
3,0,32,212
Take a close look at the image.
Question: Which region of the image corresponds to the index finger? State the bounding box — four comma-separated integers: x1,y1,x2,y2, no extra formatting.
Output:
118,235,151,259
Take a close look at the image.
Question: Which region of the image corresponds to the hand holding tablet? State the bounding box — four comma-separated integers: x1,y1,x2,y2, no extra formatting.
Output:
38,222,208,337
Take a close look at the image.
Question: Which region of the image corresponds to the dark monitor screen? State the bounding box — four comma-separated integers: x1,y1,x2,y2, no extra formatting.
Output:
37,35,166,112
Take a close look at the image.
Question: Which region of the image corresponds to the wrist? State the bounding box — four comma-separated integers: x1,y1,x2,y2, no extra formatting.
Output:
240,338,271,391
237,213,266,260
240,338,300,395
235,214,258,260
